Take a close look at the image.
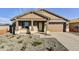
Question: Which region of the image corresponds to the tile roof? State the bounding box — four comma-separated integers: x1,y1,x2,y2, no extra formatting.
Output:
69,18,79,23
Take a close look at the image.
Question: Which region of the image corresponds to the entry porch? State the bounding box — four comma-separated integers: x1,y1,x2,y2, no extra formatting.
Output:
13,19,49,34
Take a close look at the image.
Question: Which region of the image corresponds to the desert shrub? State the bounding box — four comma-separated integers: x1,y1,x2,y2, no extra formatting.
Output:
32,41,42,46
9,35,15,39
20,46,26,51
46,47,54,51
18,40,23,43
17,36,21,39
0,46,4,48
20,43,26,51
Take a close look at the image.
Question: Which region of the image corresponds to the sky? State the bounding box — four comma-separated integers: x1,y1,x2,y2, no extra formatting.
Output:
0,8,79,24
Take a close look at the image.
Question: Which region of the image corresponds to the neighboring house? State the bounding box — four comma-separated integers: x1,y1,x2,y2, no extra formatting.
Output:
11,9,68,34
69,18,79,32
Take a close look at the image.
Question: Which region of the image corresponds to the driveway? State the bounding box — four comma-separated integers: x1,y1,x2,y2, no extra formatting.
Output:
50,32,79,51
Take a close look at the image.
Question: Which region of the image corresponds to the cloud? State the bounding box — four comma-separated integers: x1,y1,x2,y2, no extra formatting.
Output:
0,17,11,24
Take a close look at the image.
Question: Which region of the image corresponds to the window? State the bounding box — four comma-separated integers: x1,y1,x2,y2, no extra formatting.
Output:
33,21,37,26
22,21,29,28
49,22,53,24
74,26,78,29
74,25,79,31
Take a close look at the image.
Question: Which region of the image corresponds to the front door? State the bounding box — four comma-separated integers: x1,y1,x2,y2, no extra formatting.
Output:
23,21,30,34
38,22,44,32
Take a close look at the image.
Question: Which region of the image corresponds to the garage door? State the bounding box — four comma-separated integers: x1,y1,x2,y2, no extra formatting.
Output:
48,23,64,32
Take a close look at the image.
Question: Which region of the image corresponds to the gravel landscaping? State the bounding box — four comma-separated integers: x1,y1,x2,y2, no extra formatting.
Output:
0,33,68,51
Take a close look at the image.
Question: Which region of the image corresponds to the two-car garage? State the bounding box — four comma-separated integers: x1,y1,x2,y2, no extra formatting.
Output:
48,22,66,32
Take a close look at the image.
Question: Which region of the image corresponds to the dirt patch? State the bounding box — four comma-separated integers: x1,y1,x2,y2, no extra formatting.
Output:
0,28,8,35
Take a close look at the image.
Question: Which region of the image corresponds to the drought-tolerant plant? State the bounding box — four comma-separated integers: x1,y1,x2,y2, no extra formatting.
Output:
9,35,15,39
17,36,21,39
1,46,4,48
32,41,42,46
46,47,54,51
18,40,23,43
20,43,26,51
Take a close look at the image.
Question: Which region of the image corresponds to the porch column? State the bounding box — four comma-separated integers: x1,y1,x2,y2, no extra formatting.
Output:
15,20,19,31
31,20,34,31
45,20,48,34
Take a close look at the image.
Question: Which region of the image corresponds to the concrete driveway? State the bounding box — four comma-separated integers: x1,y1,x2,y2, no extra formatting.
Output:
50,32,79,51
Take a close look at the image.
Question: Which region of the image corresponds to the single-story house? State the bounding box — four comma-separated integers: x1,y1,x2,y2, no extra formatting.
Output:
11,9,68,34
69,18,79,32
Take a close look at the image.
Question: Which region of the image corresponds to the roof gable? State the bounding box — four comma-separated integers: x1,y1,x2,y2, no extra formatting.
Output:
17,12,45,19
35,9,68,21
11,9,68,22
11,12,49,21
